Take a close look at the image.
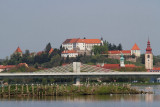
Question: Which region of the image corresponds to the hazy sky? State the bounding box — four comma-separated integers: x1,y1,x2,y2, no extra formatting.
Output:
0,0,160,58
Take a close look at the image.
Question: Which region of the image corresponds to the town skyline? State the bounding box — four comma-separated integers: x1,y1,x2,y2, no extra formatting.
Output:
0,0,160,58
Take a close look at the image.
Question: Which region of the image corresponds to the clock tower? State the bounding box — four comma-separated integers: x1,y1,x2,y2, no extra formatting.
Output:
145,39,153,70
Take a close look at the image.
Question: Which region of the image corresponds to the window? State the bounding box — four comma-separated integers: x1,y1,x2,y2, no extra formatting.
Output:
148,55,150,58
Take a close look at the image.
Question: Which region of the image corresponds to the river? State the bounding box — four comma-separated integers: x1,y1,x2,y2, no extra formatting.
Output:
1,85,160,107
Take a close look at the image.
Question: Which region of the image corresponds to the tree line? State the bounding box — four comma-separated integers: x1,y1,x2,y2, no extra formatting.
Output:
1,41,124,69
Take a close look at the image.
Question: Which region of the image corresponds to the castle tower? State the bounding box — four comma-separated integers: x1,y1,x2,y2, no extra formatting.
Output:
131,43,141,57
120,53,125,67
14,46,23,56
145,39,153,70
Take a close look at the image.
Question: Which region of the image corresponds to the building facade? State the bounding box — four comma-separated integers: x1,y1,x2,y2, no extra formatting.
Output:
108,43,141,60
62,38,103,51
61,50,78,58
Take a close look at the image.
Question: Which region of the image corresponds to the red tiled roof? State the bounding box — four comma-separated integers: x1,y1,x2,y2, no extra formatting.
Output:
63,38,101,44
125,64,136,68
37,51,44,55
153,67,160,70
15,47,22,53
0,65,16,69
102,64,120,69
63,38,80,44
49,48,54,54
108,50,131,54
97,64,137,69
131,43,140,50
78,39,101,44
62,50,77,54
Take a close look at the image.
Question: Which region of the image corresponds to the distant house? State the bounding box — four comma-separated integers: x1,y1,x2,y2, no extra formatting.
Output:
14,46,23,56
61,50,78,58
61,38,103,57
97,54,138,70
36,51,44,56
0,65,16,72
108,43,140,62
62,38,103,51
49,48,54,54
36,48,54,56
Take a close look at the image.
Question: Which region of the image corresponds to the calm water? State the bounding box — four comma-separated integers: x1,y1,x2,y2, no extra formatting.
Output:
1,85,160,107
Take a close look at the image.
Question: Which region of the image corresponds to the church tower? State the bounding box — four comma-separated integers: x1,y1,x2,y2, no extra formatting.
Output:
120,53,125,67
145,39,153,70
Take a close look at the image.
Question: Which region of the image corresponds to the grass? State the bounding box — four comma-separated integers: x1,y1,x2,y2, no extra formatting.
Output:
0,84,144,97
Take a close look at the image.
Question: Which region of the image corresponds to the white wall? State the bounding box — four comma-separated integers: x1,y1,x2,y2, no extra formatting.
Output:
61,53,78,58
62,42,102,51
131,50,141,57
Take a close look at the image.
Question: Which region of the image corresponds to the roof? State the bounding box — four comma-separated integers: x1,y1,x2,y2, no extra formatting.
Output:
62,50,78,54
15,47,22,53
102,64,120,69
131,43,140,50
49,48,54,54
152,67,160,70
0,65,16,69
37,51,44,55
146,39,152,54
79,39,101,44
63,38,101,44
108,50,131,54
63,38,80,44
125,64,136,68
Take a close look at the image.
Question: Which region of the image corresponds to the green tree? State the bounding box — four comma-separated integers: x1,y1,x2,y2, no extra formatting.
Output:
50,54,61,67
65,55,70,63
45,42,52,53
24,50,30,57
117,43,122,50
140,54,145,64
92,41,108,55
34,63,39,69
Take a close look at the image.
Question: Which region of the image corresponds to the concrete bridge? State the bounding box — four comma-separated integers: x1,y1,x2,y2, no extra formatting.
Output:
0,62,160,85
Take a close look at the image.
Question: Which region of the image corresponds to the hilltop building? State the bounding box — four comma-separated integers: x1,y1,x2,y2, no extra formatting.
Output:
61,38,103,57
61,50,78,58
49,48,54,54
62,38,103,51
97,53,137,69
108,43,140,62
14,46,23,56
145,39,153,70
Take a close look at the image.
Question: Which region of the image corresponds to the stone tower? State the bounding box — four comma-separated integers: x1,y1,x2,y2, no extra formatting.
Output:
145,39,153,70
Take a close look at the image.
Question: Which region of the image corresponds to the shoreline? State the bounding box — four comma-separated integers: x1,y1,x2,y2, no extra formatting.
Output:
0,84,151,97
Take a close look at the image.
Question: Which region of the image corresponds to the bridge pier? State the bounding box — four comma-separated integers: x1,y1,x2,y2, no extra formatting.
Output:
73,62,81,86
157,78,160,83
74,77,81,86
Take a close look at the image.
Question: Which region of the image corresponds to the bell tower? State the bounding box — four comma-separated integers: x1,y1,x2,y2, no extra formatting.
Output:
145,39,153,70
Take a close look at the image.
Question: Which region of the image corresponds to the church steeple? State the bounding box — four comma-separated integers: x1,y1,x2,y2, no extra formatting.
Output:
146,39,152,54
145,39,153,70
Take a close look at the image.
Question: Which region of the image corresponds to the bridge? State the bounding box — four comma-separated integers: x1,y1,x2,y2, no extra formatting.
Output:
0,62,160,85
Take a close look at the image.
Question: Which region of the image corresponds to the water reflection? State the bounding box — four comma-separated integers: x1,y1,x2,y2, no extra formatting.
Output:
0,94,160,103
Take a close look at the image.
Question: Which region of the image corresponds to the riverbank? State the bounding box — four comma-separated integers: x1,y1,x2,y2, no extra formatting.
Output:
0,84,148,97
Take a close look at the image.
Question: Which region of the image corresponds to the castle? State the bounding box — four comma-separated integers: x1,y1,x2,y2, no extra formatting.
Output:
61,38,103,57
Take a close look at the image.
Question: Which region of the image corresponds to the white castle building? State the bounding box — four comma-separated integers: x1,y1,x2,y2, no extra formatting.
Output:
62,38,103,51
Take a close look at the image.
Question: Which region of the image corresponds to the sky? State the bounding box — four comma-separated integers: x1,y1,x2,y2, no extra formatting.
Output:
0,0,160,59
